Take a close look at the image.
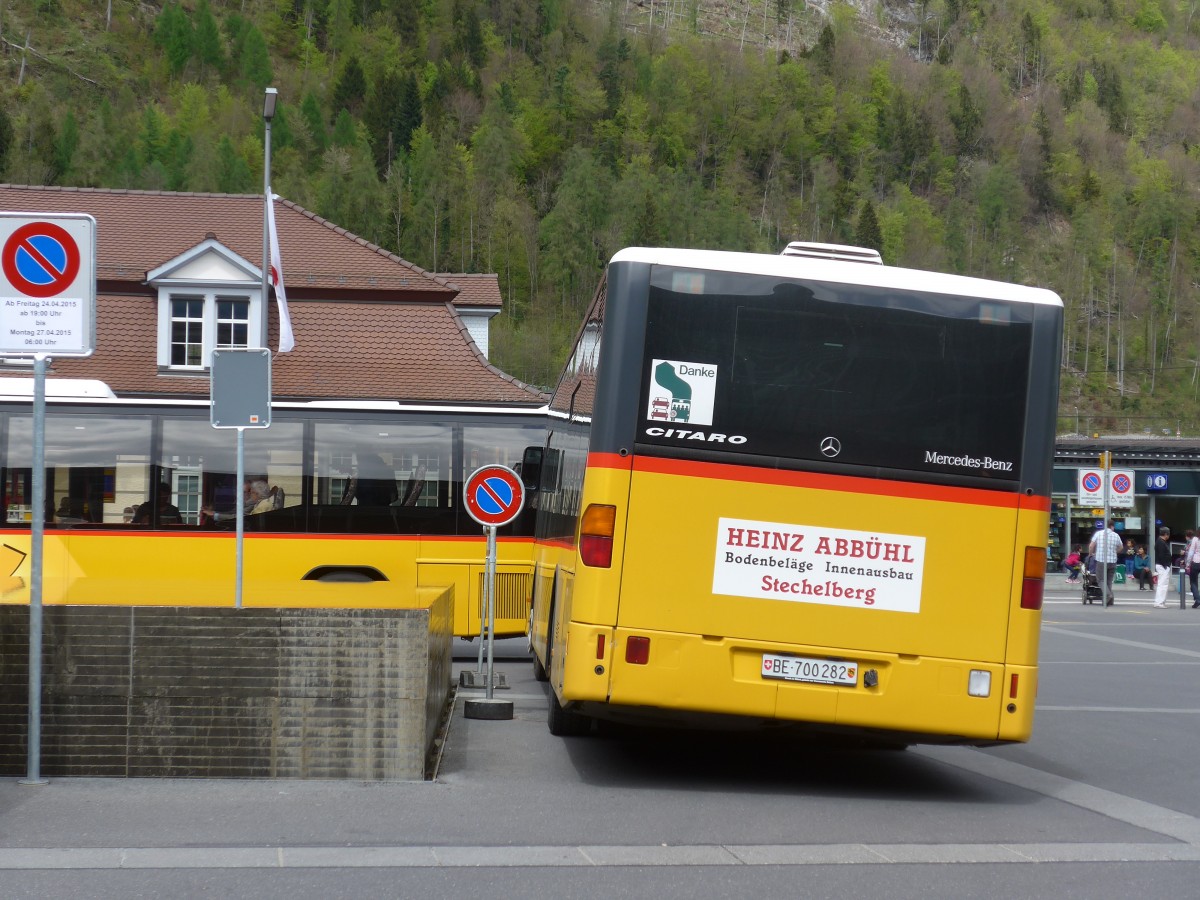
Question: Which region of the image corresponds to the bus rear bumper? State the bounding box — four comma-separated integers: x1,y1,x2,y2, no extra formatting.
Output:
562,627,1035,744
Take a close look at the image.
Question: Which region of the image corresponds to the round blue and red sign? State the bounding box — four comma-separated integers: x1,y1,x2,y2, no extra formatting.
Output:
1,222,81,298
464,464,525,528
1081,472,1102,493
1111,473,1131,495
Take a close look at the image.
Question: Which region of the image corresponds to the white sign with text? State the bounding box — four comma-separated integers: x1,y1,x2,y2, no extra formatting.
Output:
712,517,926,613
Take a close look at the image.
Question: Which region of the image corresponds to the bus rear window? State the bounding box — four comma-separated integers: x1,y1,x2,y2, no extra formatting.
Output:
639,269,1033,481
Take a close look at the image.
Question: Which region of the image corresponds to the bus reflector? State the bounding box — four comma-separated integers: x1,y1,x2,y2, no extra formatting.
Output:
1010,673,1019,699
1021,546,1045,610
580,504,616,568
596,634,606,659
626,636,650,665
968,670,991,697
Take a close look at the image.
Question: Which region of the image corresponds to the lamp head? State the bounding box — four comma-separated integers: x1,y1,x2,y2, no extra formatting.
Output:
263,87,278,121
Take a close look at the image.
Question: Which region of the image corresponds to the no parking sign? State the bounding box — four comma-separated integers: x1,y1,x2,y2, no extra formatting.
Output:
0,213,96,356
1076,467,1135,508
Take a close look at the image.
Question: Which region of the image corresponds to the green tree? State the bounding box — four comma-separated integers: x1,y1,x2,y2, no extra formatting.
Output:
193,0,225,75
1031,104,1054,213
55,111,79,181
215,135,253,192
330,109,359,148
950,83,983,158
300,91,328,158
154,2,193,77
0,105,15,178
236,24,273,89
331,56,368,118
855,199,882,253
365,69,412,177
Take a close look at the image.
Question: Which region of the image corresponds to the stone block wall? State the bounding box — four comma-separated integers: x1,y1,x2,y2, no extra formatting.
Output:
0,590,453,780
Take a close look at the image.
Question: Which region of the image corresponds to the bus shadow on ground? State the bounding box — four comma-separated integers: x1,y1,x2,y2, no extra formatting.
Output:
561,724,1017,803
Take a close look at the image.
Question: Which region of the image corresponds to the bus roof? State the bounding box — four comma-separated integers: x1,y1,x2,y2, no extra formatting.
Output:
609,247,1063,308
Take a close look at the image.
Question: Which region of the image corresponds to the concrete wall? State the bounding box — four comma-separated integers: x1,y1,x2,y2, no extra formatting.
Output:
0,589,453,780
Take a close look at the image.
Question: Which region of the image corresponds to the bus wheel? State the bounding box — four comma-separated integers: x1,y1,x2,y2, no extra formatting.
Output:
547,687,591,736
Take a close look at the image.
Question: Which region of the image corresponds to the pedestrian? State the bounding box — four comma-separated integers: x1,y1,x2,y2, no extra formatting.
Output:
1153,525,1173,608
1089,518,1122,607
1062,545,1082,583
1132,545,1151,590
1185,528,1200,609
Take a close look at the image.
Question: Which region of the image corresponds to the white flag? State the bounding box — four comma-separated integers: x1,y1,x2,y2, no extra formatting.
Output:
266,195,295,353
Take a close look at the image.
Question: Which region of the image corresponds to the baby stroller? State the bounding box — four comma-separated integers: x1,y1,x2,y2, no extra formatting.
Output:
1081,568,1104,605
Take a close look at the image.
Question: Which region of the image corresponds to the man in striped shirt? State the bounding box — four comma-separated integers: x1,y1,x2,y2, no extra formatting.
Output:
1089,519,1122,607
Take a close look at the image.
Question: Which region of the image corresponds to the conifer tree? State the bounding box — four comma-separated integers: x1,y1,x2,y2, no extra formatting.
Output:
154,2,193,77
237,25,273,89
332,56,368,119
331,109,359,149
855,200,882,253
301,92,328,157
193,0,225,76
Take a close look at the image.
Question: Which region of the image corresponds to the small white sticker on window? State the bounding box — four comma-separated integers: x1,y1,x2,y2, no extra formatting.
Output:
646,359,717,427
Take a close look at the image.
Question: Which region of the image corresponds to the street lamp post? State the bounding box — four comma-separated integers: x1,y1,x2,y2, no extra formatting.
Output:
261,87,277,349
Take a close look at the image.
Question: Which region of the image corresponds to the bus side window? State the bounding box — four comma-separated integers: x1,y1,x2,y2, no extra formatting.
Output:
520,446,543,492
541,448,563,494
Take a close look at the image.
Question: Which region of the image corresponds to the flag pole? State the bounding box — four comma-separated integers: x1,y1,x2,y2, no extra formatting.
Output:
261,87,277,349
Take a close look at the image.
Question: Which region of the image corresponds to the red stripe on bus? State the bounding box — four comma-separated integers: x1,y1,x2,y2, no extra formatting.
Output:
586,453,1049,511
588,451,633,471
0,529,536,543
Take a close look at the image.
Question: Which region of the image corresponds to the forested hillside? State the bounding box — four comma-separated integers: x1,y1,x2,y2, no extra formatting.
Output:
1,0,1198,429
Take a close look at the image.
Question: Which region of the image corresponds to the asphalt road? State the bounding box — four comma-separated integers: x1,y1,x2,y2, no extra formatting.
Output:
2,584,1199,898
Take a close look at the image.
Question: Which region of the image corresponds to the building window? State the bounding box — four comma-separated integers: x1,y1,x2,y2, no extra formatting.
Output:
159,292,255,370
216,298,249,349
170,298,205,367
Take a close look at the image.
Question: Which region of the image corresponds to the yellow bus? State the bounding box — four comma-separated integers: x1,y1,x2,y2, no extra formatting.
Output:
528,243,1063,745
0,380,544,638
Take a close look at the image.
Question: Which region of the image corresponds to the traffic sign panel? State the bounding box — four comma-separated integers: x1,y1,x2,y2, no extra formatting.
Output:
0,213,96,356
464,464,525,528
2,222,81,297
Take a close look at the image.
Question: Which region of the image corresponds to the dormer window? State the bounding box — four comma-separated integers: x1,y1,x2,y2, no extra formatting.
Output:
167,295,250,367
149,238,265,371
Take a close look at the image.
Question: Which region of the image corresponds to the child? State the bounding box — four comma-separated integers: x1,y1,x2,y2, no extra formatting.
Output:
1062,546,1082,583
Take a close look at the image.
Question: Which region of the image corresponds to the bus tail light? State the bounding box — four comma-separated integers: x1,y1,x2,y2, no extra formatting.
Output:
580,504,616,568
1020,546,1044,610
625,636,650,665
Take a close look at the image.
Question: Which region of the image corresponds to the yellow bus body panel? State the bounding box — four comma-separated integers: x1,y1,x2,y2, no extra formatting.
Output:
556,462,1045,742
0,531,534,638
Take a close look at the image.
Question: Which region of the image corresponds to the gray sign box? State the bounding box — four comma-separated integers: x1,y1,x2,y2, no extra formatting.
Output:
211,348,271,428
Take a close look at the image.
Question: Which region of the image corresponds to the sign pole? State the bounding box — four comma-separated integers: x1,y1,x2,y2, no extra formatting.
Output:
19,354,49,786
461,464,524,721
1102,451,1110,610
485,525,497,699
0,212,97,787
236,426,245,609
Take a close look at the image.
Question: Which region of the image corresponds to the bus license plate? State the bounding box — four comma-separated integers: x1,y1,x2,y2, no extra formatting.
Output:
761,653,858,687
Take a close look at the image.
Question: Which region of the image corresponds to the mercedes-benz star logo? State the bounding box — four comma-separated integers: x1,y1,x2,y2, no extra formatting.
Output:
819,436,841,458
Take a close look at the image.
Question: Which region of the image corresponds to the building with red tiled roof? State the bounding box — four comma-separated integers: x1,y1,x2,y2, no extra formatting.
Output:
0,185,545,406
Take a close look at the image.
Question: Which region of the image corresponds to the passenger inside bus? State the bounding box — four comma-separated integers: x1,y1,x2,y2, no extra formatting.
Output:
132,483,182,526
340,453,399,506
